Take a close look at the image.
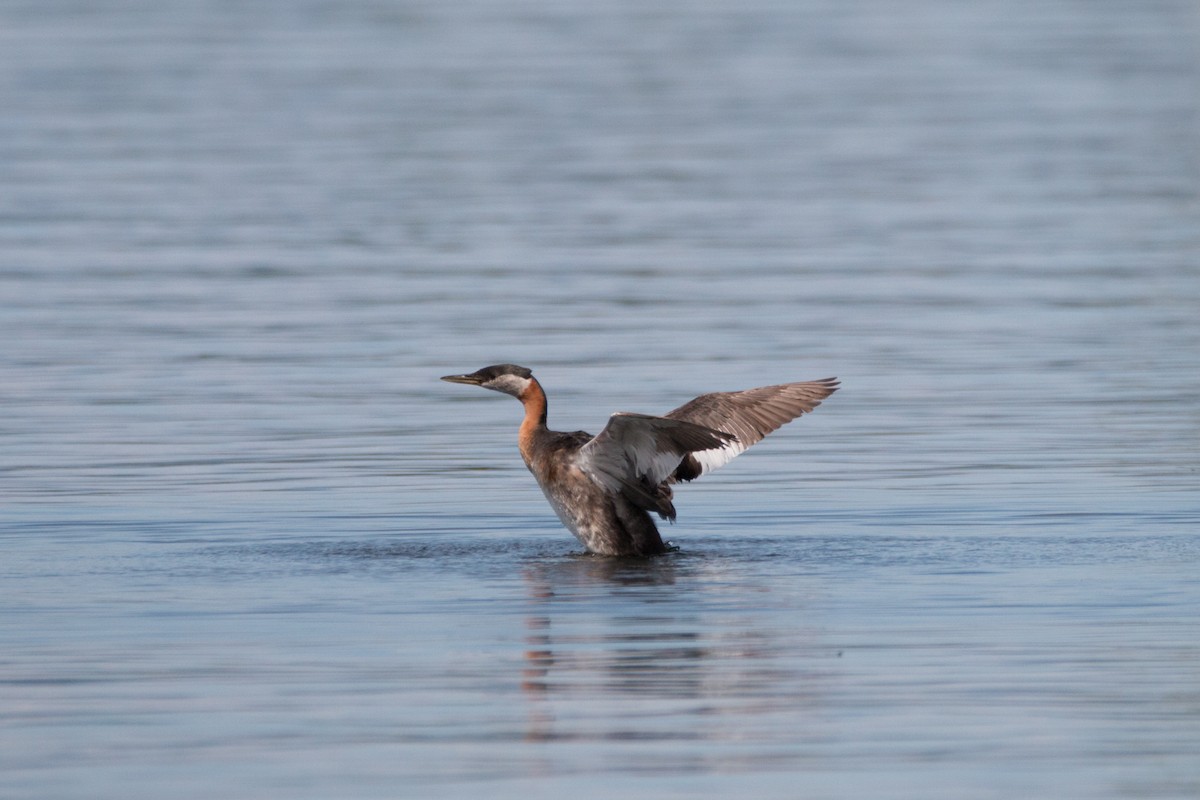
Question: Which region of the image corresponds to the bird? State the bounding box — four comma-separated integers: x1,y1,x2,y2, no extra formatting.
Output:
441,364,839,557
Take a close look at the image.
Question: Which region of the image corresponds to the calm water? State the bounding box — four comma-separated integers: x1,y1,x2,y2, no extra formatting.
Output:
2,1,1199,798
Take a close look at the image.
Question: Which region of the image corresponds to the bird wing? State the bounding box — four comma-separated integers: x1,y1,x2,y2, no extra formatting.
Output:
578,413,735,515
664,378,839,481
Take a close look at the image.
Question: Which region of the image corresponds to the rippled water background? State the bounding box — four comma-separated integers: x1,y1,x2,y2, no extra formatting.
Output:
3,1,1199,798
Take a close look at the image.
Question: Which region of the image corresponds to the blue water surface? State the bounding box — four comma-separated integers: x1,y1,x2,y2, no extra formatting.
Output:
2,1,1198,798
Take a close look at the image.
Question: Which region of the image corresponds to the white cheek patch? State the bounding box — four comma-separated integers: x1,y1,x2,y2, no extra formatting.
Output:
486,374,532,397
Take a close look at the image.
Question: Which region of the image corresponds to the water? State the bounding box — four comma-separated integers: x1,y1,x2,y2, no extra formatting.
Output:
2,1,1199,797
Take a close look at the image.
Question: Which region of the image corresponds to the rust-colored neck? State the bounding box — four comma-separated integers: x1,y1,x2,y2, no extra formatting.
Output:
518,378,548,464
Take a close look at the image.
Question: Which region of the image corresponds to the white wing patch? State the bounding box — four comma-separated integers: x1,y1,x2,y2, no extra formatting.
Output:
687,439,748,476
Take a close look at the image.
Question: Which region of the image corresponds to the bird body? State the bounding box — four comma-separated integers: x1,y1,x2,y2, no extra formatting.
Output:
442,364,838,556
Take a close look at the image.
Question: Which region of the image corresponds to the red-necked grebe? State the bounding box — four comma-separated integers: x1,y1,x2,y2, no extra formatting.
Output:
441,364,839,556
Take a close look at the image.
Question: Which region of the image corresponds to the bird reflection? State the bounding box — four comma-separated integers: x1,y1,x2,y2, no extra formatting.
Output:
518,555,814,747
521,556,685,701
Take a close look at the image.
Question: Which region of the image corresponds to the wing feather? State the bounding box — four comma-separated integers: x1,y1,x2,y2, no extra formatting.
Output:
665,377,839,481
578,413,734,516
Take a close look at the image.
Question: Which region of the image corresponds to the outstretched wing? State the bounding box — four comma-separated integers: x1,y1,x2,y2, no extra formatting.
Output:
665,377,839,481
578,413,734,518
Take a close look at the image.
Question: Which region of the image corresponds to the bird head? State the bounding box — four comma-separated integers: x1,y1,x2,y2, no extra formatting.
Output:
441,364,534,398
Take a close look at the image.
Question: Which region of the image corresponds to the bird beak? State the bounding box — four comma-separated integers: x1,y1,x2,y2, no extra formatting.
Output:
441,373,483,385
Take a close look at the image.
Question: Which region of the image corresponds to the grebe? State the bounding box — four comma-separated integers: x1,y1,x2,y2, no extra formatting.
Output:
441,364,839,556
